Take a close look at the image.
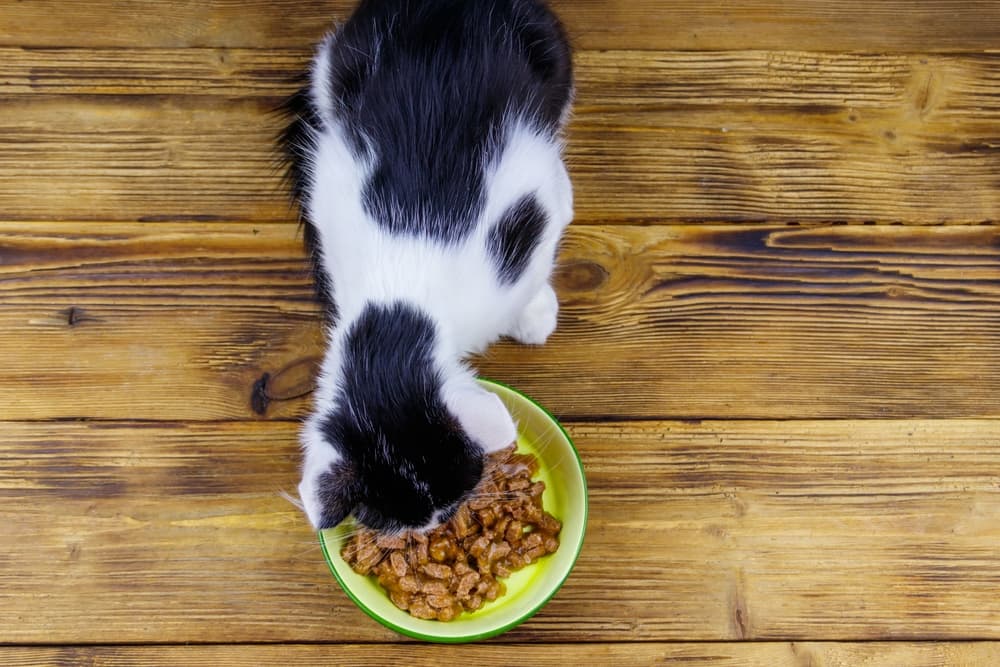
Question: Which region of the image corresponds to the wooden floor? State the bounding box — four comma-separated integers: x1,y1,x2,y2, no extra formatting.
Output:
2,1,999,664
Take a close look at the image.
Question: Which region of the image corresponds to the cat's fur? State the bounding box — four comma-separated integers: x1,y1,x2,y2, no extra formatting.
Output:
280,0,573,532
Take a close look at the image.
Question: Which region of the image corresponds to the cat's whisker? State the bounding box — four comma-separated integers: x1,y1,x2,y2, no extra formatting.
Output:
371,546,392,570
290,542,326,559
277,488,305,512
340,530,380,558
337,527,369,542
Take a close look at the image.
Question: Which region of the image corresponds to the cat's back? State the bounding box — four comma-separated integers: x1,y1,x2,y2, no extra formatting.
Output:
306,0,572,240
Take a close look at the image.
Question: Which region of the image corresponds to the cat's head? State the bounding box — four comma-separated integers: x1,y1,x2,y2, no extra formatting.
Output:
297,302,516,532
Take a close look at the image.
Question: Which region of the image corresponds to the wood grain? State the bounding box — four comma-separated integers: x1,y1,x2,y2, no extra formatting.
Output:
3,0,997,658
2,50,998,224
2,643,998,667
2,1,1000,51
2,419,999,643
3,222,1000,421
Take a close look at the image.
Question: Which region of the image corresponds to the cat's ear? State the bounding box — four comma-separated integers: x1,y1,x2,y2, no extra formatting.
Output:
314,460,358,529
444,379,518,453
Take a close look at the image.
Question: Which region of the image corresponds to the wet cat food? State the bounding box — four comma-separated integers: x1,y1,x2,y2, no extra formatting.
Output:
340,445,561,621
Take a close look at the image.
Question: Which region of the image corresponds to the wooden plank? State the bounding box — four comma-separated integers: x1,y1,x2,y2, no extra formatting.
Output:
1,643,999,666
570,51,1000,225
0,223,318,421
0,96,288,223
1,50,998,224
2,1,1000,51
3,222,1000,421
0,47,309,96
1,419,999,643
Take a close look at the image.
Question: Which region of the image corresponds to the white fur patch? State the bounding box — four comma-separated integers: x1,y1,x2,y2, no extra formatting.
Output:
298,413,343,529
443,376,518,454
297,331,350,530
310,33,337,129
510,283,559,345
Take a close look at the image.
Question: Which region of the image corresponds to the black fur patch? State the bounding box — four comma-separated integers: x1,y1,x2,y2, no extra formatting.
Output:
316,0,573,242
318,302,484,531
488,194,547,285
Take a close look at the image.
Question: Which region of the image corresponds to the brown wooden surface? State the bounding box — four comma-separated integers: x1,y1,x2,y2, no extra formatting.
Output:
2,0,999,663
2,643,999,666
3,223,1000,420
2,420,999,643
2,49,998,223
2,1,1000,51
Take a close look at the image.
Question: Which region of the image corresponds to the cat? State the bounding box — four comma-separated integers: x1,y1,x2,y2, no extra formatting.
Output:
279,0,573,533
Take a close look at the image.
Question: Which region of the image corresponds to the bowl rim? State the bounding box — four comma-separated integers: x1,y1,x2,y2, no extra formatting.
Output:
317,377,588,643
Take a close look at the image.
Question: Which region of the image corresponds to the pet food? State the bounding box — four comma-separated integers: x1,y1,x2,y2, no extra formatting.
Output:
341,445,561,621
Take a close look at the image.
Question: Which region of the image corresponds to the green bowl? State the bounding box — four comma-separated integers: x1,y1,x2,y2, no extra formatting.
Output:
318,378,588,642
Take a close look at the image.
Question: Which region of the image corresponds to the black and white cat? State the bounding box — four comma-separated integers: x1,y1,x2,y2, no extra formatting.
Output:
280,0,573,533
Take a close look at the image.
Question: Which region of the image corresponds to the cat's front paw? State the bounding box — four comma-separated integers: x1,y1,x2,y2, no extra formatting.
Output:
511,285,558,345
